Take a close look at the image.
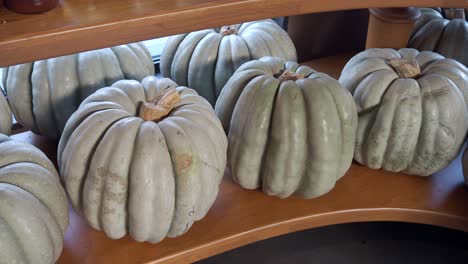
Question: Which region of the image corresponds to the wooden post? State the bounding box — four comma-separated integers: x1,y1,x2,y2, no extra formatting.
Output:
366,7,421,49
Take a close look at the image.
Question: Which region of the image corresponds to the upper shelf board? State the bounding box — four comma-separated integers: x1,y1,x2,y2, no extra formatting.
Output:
0,0,467,67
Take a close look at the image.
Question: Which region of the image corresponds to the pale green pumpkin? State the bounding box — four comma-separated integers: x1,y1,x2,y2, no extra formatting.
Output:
408,8,467,66
58,76,227,243
0,133,69,264
0,90,11,135
216,57,357,198
340,48,468,176
2,42,154,139
161,19,297,105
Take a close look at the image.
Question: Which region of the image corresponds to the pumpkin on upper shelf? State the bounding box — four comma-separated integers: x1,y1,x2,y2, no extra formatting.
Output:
0,133,69,264
58,76,227,243
340,48,468,176
2,42,154,140
160,19,297,106
408,7,467,66
215,57,357,199
0,90,12,135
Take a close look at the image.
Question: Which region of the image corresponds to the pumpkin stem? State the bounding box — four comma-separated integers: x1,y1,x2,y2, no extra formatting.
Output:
388,57,421,78
443,8,465,20
220,25,238,36
138,88,180,122
278,70,305,82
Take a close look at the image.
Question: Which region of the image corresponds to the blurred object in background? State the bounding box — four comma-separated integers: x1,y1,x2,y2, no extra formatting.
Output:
5,0,59,14
288,9,369,62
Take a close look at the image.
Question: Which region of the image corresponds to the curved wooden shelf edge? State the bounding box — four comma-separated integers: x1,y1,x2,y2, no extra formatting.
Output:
58,162,468,264
1,0,467,67
156,209,468,264
10,131,468,264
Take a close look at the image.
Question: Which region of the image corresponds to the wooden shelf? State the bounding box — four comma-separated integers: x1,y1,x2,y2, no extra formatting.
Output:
0,0,466,67
10,53,468,264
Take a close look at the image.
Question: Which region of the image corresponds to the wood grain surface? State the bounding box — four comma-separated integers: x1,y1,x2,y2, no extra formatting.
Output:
366,8,421,49
1,0,467,67
10,53,468,264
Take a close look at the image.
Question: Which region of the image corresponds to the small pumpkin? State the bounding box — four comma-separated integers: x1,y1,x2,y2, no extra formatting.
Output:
2,42,154,139
58,76,227,243
0,90,11,135
0,133,69,263
339,48,468,176
215,57,357,198
161,19,297,105
408,8,468,66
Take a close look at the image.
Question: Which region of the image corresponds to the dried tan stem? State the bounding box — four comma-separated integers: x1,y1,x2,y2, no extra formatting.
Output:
388,57,421,78
278,70,305,82
220,25,238,36
138,87,180,122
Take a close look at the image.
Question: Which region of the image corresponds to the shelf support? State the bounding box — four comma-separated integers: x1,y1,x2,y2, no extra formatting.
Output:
366,7,421,49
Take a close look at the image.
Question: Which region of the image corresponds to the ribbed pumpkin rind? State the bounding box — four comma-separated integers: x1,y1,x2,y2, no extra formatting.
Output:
408,8,468,66
58,77,227,243
161,20,297,106
0,134,69,264
0,91,11,135
216,56,357,199
2,42,155,139
340,48,468,176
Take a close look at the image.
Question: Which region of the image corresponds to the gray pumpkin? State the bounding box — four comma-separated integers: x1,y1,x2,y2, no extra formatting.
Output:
408,7,468,66
216,57,357,198
2,42,154,139
58,76,227,243
0,90,11,135
161,19,297,106
0,133,69,264
340,48,468,176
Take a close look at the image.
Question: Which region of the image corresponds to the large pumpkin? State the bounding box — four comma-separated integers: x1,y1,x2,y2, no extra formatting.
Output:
2,42,154,139
340,48,468,176
0,90,11,135
161,19,297,105
215,57,357,198
58,76,227,242
0,133,69,263
408,8,468,66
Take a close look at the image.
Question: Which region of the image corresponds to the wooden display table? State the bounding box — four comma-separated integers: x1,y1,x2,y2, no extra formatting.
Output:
11,54,468,264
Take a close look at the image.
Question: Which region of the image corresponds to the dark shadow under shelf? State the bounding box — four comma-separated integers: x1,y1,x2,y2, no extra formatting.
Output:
198,222,468,264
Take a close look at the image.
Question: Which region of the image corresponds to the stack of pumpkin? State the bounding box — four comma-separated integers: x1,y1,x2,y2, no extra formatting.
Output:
0,12,467,262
